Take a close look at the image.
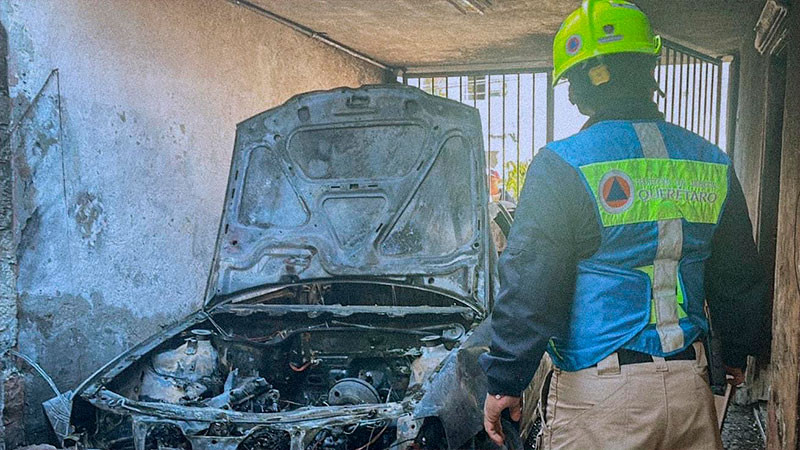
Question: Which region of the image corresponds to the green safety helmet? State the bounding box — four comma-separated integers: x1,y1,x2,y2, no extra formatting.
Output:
552,0,662,86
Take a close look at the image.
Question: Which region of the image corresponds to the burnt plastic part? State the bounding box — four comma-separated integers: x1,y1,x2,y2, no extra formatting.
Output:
139,329,221,404
44,297,491,449
42,391,73,445
239,429,292,450
204,370,276,411
413,319,499,449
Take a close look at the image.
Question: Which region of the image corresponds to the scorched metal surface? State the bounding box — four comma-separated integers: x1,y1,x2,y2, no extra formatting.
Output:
206,85,491,311
44,85,513,450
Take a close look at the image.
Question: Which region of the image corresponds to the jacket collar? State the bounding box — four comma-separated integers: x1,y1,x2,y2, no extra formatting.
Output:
582,100,664,130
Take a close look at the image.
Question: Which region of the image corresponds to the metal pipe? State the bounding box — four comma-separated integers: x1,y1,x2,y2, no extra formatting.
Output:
531,73,536,155
516,74,521,199
715,63,723,145
678,51,684,127
670,48,677,123
655,55,663,110
685,52,691,128
405,64,551,77
700,62,707,139
473,76,478,107
707,66,714,139
488,75,492,180
661,38,723,64
692,57,698,134
703,62,710,139
502,74,506,191
725,55,740,157
227,0,392,71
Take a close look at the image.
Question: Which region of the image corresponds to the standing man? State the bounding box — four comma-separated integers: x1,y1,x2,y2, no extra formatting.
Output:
479,1,768,448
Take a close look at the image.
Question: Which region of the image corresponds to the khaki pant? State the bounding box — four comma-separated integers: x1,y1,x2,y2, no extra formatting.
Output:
538,342,723,450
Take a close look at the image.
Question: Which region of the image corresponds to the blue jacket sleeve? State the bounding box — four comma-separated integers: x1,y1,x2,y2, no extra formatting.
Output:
478,148,600,396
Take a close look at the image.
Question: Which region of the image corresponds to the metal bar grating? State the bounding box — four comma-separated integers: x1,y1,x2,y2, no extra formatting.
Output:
406,40,726,202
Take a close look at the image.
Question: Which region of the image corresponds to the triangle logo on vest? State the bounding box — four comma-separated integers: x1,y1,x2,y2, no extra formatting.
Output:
599,170,634,214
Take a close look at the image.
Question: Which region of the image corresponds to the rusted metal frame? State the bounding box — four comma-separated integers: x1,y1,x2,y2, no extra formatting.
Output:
546,73,554,143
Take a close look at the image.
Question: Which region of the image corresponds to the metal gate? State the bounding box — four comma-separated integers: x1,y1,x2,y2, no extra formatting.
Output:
404,39,727,202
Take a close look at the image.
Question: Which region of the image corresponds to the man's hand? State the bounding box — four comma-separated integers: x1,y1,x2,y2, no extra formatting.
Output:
725,366,745,387
483,394,522,447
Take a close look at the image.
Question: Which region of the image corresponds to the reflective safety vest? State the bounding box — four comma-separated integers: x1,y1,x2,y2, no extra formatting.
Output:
546,120,730,371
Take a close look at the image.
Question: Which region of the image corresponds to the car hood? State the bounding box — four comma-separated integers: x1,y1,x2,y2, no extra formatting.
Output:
204,85,490,310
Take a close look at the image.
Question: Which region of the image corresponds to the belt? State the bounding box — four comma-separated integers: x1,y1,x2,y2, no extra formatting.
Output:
616,345,697,366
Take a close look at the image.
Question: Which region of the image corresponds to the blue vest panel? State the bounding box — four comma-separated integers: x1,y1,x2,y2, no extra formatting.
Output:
545,120,730,371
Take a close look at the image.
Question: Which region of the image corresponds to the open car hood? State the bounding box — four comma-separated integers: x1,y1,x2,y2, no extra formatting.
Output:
204,85,490,310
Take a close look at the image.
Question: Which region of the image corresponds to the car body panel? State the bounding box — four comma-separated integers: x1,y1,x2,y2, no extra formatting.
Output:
205,85,490,311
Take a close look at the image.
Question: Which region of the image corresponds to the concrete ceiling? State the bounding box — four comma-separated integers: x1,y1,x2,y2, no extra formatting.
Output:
247,0,762,71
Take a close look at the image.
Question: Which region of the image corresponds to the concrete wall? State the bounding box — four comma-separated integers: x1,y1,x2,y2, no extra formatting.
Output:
0,0,384,443
0,21,14,450
731,40,768,229
730,0,774,229
767,3,800,448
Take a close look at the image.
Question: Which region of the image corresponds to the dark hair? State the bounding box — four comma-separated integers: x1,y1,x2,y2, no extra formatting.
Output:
566,53,659,114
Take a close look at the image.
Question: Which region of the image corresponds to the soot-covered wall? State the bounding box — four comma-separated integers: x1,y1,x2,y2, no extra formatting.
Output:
0,0,384,442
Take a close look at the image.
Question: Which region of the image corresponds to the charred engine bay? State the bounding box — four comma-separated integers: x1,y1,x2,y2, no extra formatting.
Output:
80,282,478,449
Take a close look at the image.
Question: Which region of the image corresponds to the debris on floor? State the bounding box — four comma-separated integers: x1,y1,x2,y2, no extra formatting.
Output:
12,445,58,450
721,402,766,450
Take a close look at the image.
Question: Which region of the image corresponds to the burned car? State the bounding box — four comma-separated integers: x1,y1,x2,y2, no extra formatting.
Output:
46,85,520,450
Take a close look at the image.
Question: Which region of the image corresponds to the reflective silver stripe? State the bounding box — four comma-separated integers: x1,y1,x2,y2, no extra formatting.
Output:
634,123,685,353
633,123,669,158
654,219,684,352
